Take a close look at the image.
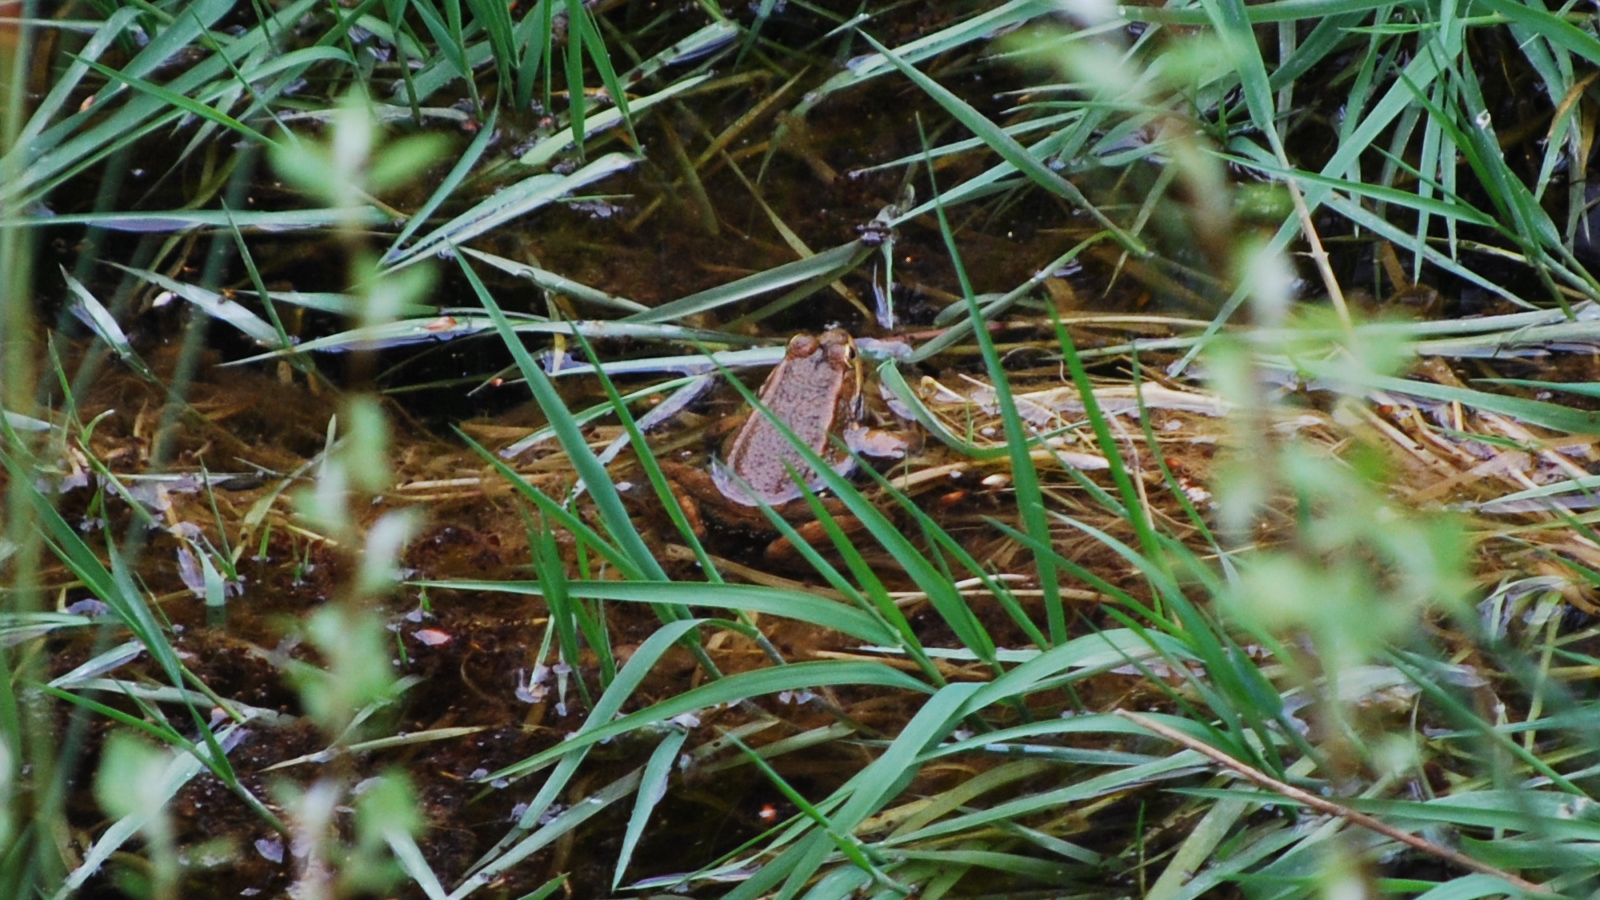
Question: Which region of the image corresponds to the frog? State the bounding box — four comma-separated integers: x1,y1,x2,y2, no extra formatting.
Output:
657,329,909,557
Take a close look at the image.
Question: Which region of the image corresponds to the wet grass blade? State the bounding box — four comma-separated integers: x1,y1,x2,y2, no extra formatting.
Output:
528,517,598,701
890,752,1210,848
1,207,390,232
456,254,665,578
1319,191,1536,308
75,56,276,148
529,344,782,379
570,2,634,149
625,240,870,325
1173,9,1466,371
713,367,999,672
983,512,1300,776
919,131,1064,645
1322,368,1600,434
561,0,588,160
263,726,488,772
1051,316,1166,564
498,374,707,458
457,766,650,900
462,247,649,314
1475,377,1600,400
3,0,314,209
460,254,743,709
870,470,1049,649
227,317,756,366
612,727,689,890
384,153,635,267
465,0,517,103
387,826,450,900
411,0,482,112
458,618,709,887
51,724,252,900
60,268,157,382
874,362,1006,459
1472,0,1600,68
454,429,641,578
460,621,924,896
226,316,505,363
109,264,283,347
859,31,1146,257
488,658,929,782
621,19,737,84
777,497,941,664
800,0,1059,112
509,3,551,111
387,106,501,256
230,287,434,317
559,326,726,575
728,731,906,898
414,579,901,647
516,74,709,169
4,453,182,690
9,7,143,159
720,685,986,900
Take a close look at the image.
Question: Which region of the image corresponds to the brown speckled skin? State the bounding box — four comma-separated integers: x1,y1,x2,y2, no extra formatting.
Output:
713,329,862,506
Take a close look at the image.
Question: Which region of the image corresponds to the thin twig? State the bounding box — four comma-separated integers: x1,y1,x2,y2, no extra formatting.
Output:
1284,178,1352,331
1257,111,1349,330
1115,710,1555,897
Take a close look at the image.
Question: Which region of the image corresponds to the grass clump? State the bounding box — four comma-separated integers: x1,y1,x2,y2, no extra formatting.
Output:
5,1,1600,898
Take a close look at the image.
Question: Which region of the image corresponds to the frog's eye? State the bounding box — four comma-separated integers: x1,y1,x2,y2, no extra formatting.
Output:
787,334,820,356
817,329,855,359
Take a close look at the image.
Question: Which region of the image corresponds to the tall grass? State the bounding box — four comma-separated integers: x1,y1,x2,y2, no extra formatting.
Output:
4,0,1600,898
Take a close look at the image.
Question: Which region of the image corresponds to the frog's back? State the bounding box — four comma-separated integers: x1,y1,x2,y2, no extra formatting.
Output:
715,330,859,506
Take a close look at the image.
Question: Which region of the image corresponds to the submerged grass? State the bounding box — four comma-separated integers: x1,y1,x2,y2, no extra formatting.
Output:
7,0,1600,898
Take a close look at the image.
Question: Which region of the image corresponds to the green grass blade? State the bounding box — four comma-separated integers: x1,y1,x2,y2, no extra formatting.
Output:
413,579,901,646
9,7,142,158
59,267,157,382
571,3,635,148
712,366,997,669
623,240,870,324
457,254,668,578
1318,367,1600,434
490,659,929,781
385,153,634,267
516,74,709,169
920,131,1063,644
1,207,390,232
387,106,501,255
528,517,593,703
454,429,641,577
51,724,250,900
859,31,1146,256
109,264,283,347
561,0,588,160
459,617,708,885
462,247,649,314
612,728,689,890
75,54,276,147
1471,0,1600,68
